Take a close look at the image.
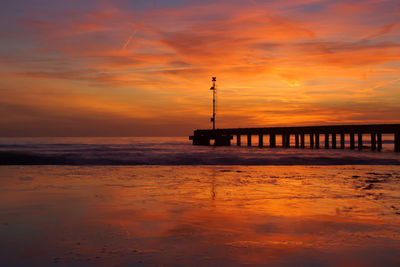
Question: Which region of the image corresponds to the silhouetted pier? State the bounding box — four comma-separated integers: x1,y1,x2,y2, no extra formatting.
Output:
189,124,400,152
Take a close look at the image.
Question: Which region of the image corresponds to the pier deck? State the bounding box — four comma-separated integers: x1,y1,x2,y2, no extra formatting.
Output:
189,124,400,152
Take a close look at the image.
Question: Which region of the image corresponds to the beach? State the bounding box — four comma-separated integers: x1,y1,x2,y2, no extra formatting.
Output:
3,0,400,265
1,161,400,266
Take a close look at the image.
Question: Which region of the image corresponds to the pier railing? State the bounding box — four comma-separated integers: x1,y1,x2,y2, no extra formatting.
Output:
189,124,400,152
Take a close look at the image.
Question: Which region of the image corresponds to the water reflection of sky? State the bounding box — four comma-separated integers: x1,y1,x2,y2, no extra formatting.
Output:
1,137,400,165
1,166,400,266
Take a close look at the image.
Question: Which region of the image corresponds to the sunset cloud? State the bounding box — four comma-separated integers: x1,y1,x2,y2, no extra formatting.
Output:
0,0,399,136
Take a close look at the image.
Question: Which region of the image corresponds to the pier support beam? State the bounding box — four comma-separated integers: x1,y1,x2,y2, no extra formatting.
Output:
247,134,252,147
310,133,314,148
315,134,320,149
214,135,232,146
377,133,382,151
270,134,276,148
325,133,329,149
282,134,290,148
395,132,400,152
191,124,400,151
340,133,345,149
192,135,210,146
350,133,355,149
332,133,337,149
371,133,376,151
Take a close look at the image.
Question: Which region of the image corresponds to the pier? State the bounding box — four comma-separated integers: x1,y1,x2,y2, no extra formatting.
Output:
189,124,400,152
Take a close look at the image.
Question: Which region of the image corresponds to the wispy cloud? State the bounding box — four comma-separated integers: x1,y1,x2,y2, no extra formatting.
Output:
0,0,399,135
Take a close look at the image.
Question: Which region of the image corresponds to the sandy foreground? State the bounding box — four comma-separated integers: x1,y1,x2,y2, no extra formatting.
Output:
1,165,400,266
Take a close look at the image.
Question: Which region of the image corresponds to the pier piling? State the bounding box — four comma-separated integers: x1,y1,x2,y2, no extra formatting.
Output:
190,124,400,152
282,134,286,148
332,133,337,149
192,135,210,146
325,134,329,149
315,134,320,149
340,133,345,149
377,133,382,151
371,133,376,151
350,133,355,149
301,134,305,148
214,135,232,146
270,134,276,148
310,134,314,148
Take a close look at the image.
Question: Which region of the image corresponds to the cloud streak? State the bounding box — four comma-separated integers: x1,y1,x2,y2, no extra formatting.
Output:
0,0,400,136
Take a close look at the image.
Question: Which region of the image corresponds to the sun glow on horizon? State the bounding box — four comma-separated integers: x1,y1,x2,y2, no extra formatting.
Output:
0,0,400,136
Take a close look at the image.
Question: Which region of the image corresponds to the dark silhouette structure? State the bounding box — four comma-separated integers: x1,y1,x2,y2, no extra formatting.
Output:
210,77,217,130
189,124,400,152
191,78,400,152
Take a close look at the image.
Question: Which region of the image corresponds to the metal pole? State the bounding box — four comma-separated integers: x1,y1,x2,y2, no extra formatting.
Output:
213,84,215,130
210,77,216,130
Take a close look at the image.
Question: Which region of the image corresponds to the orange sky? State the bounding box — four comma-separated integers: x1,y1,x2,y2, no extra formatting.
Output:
0,0,400,136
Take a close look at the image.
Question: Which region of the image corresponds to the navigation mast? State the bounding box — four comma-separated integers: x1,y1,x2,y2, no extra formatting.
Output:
210,77,216,130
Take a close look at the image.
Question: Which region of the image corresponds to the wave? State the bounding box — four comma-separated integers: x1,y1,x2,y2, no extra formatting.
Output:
1,138,400,165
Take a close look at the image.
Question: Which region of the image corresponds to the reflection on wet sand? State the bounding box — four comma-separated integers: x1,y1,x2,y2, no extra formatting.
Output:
1,166,400,266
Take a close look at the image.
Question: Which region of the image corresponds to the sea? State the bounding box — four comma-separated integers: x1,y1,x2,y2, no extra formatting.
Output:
1,137,400,266
1,136,400,165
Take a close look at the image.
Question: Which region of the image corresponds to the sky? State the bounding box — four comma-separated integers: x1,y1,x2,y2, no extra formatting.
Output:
0,0,399,137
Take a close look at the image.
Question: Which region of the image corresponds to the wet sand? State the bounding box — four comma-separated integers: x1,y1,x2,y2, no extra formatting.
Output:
1,166,400,266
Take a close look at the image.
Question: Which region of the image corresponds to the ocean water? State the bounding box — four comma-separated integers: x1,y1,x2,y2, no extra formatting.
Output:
0,137,400,165
1,138,400,266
